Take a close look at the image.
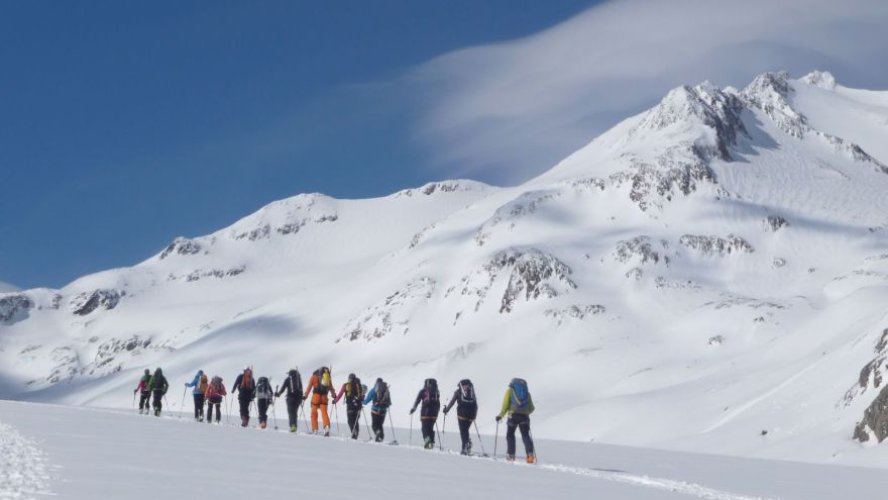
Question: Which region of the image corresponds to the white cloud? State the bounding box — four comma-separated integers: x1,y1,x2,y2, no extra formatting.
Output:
404,0,888,183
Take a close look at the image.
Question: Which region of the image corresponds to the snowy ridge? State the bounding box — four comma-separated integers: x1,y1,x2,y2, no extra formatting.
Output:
2,71,888,467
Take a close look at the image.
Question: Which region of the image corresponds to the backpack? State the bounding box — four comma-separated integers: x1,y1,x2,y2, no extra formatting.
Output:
198,374,209,394
320,367,332,388
374,381,391,408
210,376,223,396
422,378,439,404
345,377,363,400
241,369,254,390
458,379,476,404
509,378,531,413
289,371,303,396
257,376,272,399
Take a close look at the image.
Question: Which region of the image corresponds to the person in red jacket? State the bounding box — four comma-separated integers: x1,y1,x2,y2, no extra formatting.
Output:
303,366,336,436
204,375,227,424
133,369,151,414
332,373,364,439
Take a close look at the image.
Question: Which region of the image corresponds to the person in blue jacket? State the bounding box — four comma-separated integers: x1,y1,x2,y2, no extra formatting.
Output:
362,378,392,442
184,370,208,421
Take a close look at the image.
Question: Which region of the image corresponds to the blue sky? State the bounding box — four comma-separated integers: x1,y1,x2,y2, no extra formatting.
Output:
3,0,887,290
0,1,595,289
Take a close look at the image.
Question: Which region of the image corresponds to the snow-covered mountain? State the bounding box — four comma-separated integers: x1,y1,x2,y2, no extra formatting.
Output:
3,70,888,466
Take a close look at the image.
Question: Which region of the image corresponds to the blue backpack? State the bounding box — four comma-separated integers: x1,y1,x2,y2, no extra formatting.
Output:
509,378,531,414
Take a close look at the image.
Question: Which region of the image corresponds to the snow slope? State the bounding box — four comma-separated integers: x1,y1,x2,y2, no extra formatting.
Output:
2,71,888,466
1,400,885,500
0,281,18,293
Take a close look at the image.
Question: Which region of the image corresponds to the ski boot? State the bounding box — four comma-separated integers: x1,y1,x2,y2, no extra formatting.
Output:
323,426,330,437
290,425,297,433
260,421,267,429
154,409,161,417
506,454,516,462
526,454,536,464
424,438,434,450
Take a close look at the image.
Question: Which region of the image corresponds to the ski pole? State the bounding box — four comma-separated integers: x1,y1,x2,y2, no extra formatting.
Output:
435,420,442,451
494,419,500,459
132,391,136,409
409,412,414,447
440,413,446,451
300,400,310,432
180,387,187,420
226,395,232,424
473,421,489,456
272,386,279,430
333,399,341,438
387,410,398,445
362,408,372,441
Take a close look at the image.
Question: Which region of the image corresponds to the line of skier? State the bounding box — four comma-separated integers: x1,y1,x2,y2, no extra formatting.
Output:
133,366,536,463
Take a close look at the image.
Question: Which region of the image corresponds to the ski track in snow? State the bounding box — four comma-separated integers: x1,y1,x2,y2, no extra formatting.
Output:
0,421,51,500
537,463,770,500
245,420,767,500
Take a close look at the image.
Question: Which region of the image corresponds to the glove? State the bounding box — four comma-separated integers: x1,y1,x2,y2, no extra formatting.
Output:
495,415,502,422
133,389,137,394
409,408,415,415
443,408,449,415
184,383,188,387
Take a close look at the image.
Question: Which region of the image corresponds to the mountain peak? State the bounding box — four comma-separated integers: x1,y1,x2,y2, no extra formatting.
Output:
801,70,837,90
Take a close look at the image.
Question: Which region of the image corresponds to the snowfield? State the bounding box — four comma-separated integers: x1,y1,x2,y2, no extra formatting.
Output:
2,70,888,475
1,400,885,500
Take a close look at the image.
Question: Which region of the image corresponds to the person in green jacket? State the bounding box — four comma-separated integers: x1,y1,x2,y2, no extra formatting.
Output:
495,378,536,463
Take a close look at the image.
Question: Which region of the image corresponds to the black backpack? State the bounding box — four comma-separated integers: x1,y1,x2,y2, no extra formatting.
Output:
422,378,439,403
346,377,363,401
458,379,476,404
374,381,391,408
287,371,303,397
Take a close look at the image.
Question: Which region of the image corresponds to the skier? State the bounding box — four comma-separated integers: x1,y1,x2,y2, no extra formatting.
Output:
274,368,303,433
133,369,152,414
362,377,391,442
303,366,336,436
184,369,208,421
148,367,169,417
231,367,256,427
332,373,364,439
409,378,441,449
204,375,227,424
495,378,536,463
442,379,479,455
256,376,274,429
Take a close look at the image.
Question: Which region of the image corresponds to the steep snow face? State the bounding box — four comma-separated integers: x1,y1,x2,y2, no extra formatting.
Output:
2,72,888,467
0,281,18,293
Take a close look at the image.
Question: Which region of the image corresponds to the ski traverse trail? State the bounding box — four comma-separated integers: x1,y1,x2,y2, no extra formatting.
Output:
0,420,52,500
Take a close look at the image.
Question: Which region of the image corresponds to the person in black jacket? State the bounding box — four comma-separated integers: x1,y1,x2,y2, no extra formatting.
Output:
255,376,274,429
442,379,479,455
275,368,303,433
231,367,256,427
409,378,441,449
148,367,169,417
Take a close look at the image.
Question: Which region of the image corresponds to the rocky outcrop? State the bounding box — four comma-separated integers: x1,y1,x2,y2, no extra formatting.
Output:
396,180,488,197
0,293,32,323
679,234,754,256
69,289,123,316
763,215,789,232
846,329,888,411
545,304,606,325
475,190,560,246
614,237,670,266
159,237,203,259
339,277,436,342
854,385,888,443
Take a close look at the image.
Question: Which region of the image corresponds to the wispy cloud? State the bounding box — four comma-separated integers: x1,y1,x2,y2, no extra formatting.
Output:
401,0,888,184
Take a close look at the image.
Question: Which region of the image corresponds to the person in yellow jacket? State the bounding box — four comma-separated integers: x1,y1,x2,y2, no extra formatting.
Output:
303,366,337,436
495,378,536,463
